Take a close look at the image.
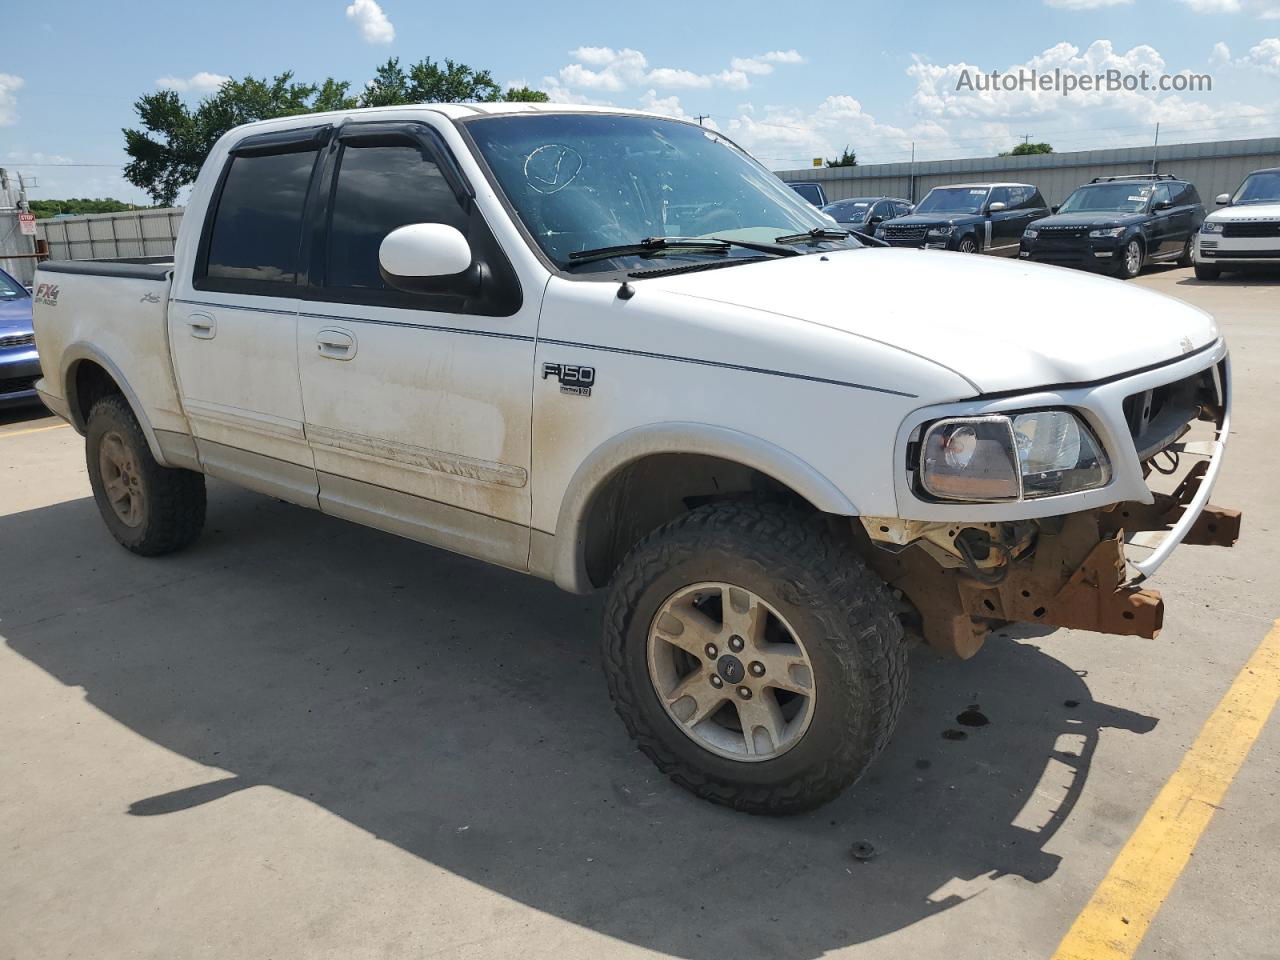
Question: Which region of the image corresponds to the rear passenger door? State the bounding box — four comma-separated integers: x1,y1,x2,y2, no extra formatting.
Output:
294,121,537,570
168,127,326,505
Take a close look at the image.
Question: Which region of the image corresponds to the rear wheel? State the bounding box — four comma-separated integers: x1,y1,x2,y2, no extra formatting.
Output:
602,501,908,814
86,395,206,556
1194,263,1221,281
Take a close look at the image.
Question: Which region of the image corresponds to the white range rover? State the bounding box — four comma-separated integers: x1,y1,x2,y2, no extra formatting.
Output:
31,104,1240,813
1194,166,1280,280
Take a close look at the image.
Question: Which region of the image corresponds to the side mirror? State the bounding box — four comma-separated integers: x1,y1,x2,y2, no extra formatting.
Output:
1051,204,1060,214
868,215,884,226
988,201,1007,213
1154,200,1173,211
378,223,477,294
1215,193,1231,206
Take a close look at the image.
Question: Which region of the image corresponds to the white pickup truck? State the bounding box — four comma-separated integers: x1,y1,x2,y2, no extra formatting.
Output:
32,103,1239,814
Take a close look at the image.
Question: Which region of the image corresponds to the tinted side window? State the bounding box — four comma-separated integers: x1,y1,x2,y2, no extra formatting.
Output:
895,201,912,217
1025,189,1047,210
988,186,1012,209
205,150,317,286
324,142,467,291
1152,183,1173,207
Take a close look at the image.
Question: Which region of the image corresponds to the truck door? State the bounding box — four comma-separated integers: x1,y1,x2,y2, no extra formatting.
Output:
167,129,324,506
294,121,536,570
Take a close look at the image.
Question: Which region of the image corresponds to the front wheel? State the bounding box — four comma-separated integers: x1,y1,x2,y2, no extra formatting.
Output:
957,235,980,254
1177,237,1194,267
602,501,908,814
1194,263,1221,281
1117,238,1144,279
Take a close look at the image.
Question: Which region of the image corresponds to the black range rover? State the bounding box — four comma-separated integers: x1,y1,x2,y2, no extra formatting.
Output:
1019,174,1204,279
874,182,1049,256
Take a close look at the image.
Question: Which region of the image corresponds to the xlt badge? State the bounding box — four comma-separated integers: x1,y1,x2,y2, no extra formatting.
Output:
543,362,595,397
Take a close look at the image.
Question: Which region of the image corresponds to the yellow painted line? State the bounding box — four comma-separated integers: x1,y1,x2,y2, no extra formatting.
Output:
1052,618,1280,960
0,422,69,440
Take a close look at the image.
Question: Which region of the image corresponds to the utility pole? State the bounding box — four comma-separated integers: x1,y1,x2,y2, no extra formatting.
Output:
908,141,916,203
1151,122,1160,175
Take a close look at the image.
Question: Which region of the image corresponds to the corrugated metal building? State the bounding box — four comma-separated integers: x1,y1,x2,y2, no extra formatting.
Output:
776,136,1280,207
38,207,184,262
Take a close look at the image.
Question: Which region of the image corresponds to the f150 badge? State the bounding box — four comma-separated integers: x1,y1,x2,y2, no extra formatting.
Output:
543,362,595,397
33,283,59,307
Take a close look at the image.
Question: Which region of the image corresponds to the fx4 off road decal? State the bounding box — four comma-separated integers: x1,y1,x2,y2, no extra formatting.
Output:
542,362,595,397
34,283,59,307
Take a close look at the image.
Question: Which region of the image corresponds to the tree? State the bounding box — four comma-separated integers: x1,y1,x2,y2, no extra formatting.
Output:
826,146,857,168
123,59,547,205
28,198,146,219
1000,142,1054,157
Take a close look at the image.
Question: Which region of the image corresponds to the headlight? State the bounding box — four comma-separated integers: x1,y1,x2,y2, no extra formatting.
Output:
1200,221,1223,234
1088,227,1126,239
919,411,1110,502
874,226,885,236
926,226,955,237
1023,227,1039,239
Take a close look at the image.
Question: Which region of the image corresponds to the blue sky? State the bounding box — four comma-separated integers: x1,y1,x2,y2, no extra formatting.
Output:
1,0,1278,204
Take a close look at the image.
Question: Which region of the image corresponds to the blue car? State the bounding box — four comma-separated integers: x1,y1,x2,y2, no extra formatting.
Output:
1,266,42,409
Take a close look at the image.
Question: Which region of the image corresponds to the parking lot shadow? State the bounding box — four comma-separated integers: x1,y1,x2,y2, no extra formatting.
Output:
0,484,1157,958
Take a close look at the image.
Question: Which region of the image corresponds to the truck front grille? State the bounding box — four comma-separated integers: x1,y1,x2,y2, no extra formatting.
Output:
1122,364,1221,462
881,225,928,246
1038,225,1090,239
1221,221,1280,239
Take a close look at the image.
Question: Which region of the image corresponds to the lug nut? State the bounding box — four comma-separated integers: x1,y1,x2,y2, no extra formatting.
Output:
737,686,752,700
710,675,724,688
704,643,718,659
749,661,765,677
729,635,744,652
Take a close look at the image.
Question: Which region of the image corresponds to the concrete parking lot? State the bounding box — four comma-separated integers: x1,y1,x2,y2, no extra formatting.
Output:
1,266,1276,960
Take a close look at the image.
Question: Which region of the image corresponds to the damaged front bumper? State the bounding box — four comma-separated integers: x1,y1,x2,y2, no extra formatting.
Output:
861,345,1239,658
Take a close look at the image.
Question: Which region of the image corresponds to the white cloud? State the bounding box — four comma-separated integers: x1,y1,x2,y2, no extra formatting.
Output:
1179,0,1280,15
157,71,231,94
1237,36,1280,71
552,47,801,95
1210,41,1233,62
346,0,394,44
0,73,23,126
1045,0,1133,8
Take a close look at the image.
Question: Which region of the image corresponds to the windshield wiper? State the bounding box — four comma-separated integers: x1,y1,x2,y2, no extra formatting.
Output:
773,227,852,244
565,235,800,268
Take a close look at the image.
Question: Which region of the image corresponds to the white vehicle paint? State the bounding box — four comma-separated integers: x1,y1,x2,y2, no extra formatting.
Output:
1193,167,1280,275
29,104,1240,812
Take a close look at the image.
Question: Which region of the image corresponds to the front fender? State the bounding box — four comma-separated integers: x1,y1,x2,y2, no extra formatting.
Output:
549,421,859,593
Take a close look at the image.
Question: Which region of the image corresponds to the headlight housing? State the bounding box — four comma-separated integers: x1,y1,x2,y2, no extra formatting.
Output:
1200,220,1223,234
919,411,1110,502
1088,226,1126,239
926,225,955,238
1023,227,1039,239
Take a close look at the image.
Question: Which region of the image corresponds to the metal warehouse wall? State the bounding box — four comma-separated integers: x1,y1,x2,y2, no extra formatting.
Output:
777,137,1280,206
38,208,184,262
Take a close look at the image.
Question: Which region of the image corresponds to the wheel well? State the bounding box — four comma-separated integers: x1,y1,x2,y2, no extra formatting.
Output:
69,360,123,429
581,453,819,588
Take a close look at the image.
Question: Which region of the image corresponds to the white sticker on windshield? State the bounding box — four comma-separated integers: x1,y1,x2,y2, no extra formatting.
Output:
970,189,987,194
1128,195,1147,202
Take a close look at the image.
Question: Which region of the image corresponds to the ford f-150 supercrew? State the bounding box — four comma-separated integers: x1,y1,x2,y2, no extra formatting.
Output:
31,104,1240,814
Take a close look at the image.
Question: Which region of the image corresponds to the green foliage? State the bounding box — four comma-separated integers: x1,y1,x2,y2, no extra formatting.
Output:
123,58,547,205
825,146,857,168
28,198,146,219
1000,142,1054,157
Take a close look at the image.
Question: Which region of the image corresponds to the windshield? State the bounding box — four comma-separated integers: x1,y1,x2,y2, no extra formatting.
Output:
465,113,848,272
0,269,28,299
914,187,989,215
823,199,876,221
1234,170,1280,205
1058,183,1152,214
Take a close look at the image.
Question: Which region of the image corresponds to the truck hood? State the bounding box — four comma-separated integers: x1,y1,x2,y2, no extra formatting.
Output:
882,213,985,229
1031,211,1148,229
0,296,34,333
1205,202,1280,222
645,248,1219,394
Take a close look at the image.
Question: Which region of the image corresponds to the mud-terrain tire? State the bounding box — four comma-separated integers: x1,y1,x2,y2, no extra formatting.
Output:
602,500,908,815
85,395,206,556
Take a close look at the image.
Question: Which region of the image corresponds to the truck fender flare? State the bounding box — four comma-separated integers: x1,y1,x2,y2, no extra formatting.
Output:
61,342,170,467
549,422,859,593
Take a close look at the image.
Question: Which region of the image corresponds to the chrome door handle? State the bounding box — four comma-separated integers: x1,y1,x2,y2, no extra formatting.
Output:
187,313,216,340
316,328,356,360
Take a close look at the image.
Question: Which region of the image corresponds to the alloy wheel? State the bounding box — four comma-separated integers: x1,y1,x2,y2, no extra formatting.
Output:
98,430,145,528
